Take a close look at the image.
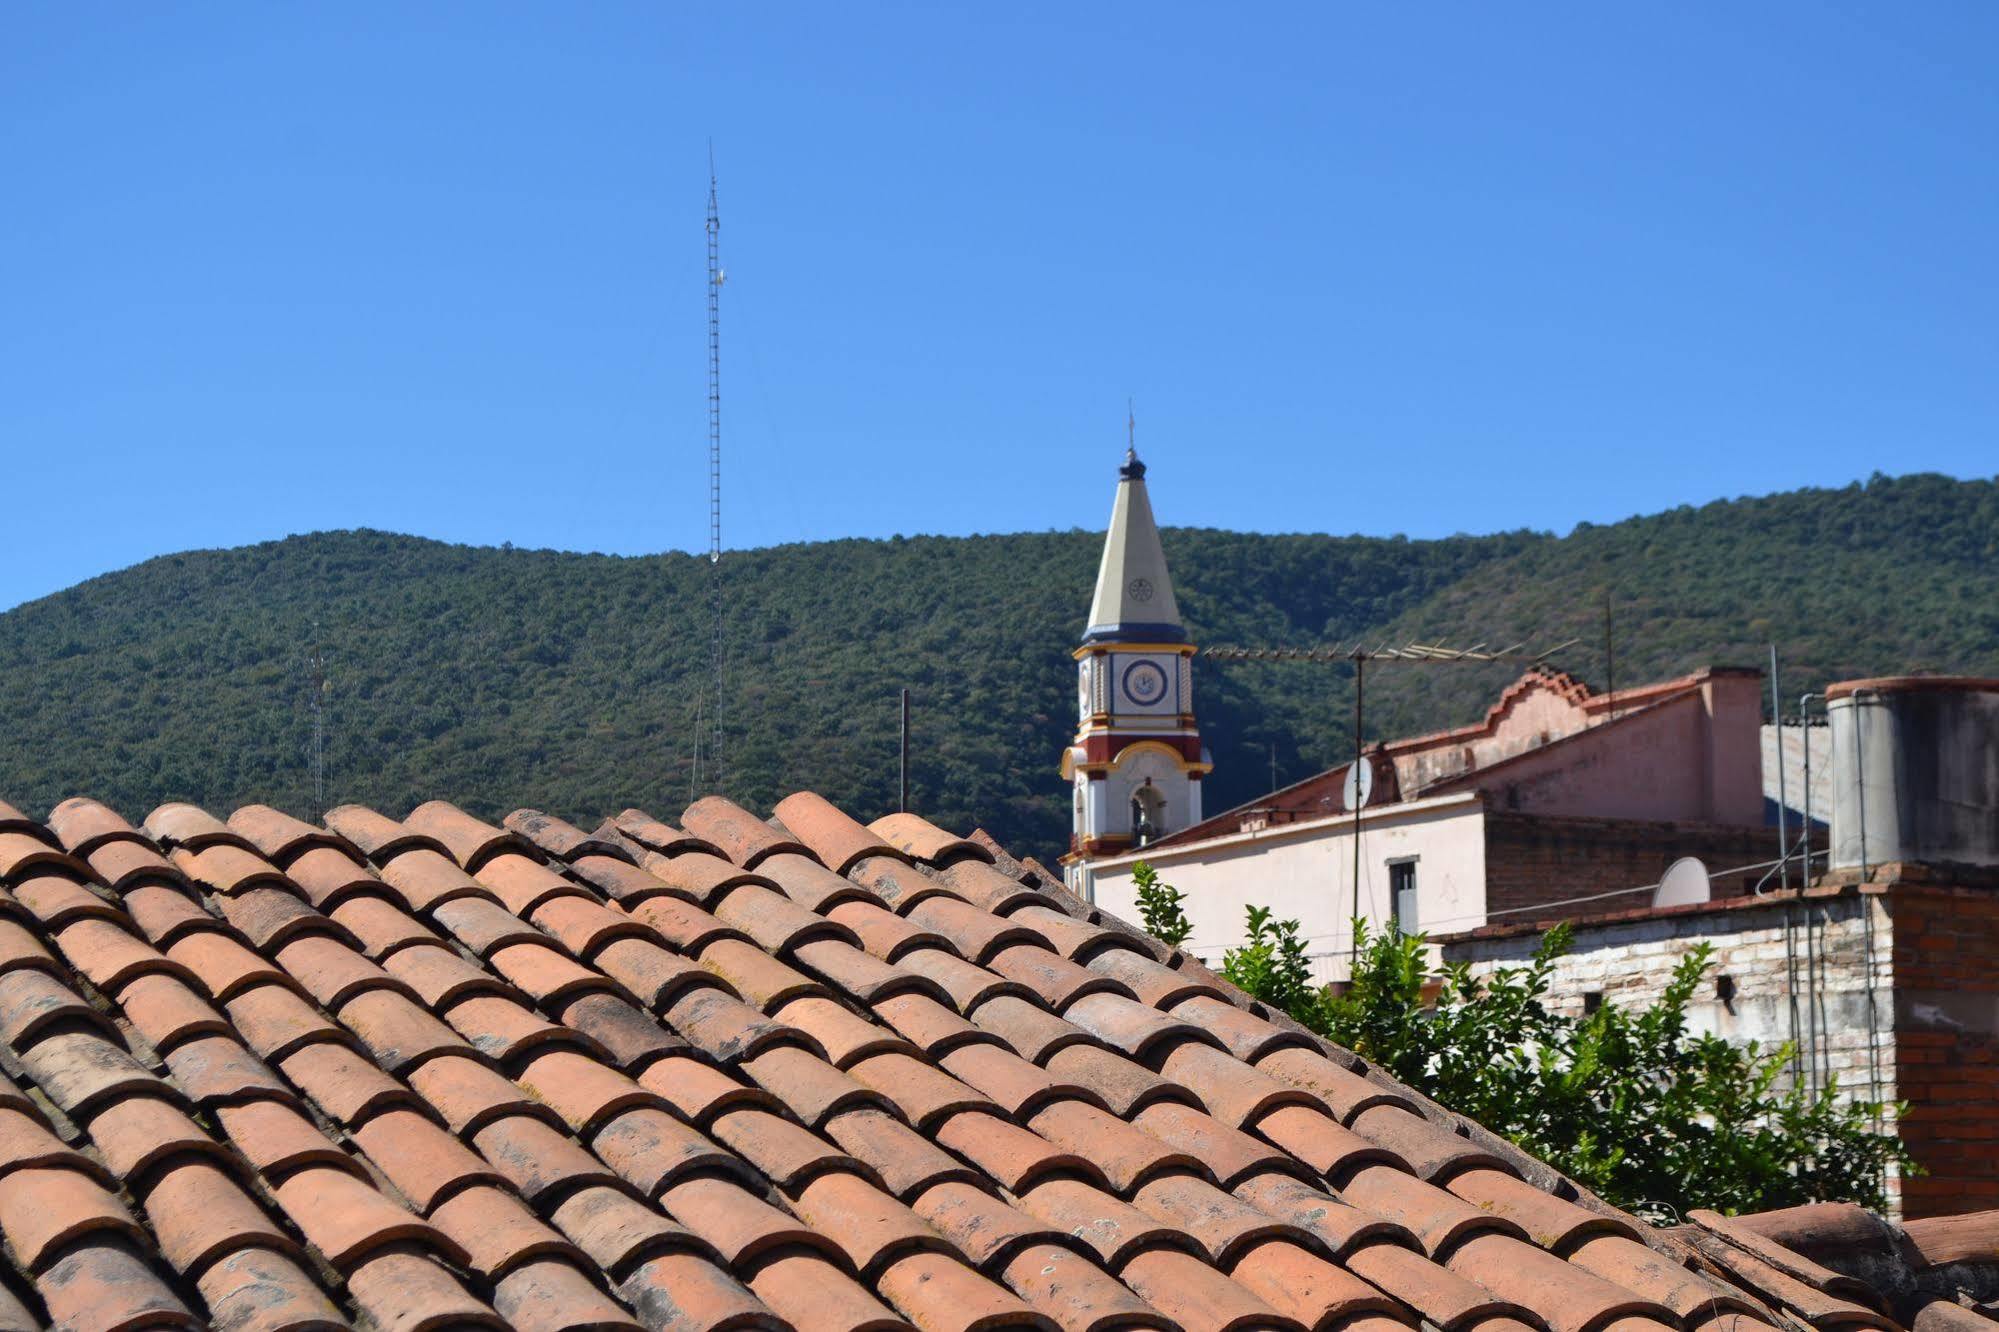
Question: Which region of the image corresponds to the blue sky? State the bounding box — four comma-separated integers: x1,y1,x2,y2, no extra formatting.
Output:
3,4,1994,612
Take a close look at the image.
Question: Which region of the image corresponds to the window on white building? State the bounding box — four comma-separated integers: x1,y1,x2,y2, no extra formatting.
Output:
1389,859,1418,933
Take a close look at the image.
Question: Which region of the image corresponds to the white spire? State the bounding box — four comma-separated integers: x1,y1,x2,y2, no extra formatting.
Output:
1083,447,1186,644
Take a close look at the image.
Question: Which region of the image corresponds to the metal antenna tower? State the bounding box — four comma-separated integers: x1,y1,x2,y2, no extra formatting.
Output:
700,146,727,790
707,145,724,566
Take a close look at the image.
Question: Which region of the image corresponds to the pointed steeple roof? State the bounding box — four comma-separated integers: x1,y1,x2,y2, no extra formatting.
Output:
1083,448,1188,645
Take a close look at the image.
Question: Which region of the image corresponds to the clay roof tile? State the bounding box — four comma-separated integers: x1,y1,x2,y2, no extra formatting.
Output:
0,1164,146,1269
322,805,443,862
826,899,945,961
228,803,355,862
1349,1104,1512,1182
755,852,874,913
353,1107,508,1211
159,1032,292,1106
935,1109,1104,1194
1134,1100,1310,1188
343,1244,507,1331
46,797,144,857
999,1241,1164,1331
824,1107,983,1201
741,1248,906,1332
1234,1173,1415,1256
867,813,992,867
195,1245,347,1331
505,808,627,863
478,854,590,917
1118,1247,1294,1332
87,1095,231,1180
472,1114,626,1206
559,992,687,1072
1444,1233,1676,1332
680,797,810,870
874,1249,1056,1332
615,808,729,860
285,844,382,909
769,792,908,876
1346,1240,1525,1329
788,1170,953,1278
141,802,243,851
493,1254,643,1331
87,839,185,891
380,850,494,914
935,1042,1096,1119
933,860,1045,914
36,1236,197,1330
404,800,532,871
171,843,293,897
140,1157,300,1273
0,832,89,883
619,1248,781,1330
1229,1238,1407,1328
214,1099,361,1178
410,1052,565,1135
774,995,916,1069
18,1028,166,1117
871,991,993,1056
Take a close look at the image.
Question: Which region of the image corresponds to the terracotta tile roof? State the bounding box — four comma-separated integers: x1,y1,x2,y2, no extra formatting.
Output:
0,791,1989,1332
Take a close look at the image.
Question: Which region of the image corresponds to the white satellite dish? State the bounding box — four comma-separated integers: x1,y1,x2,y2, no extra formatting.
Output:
1653,857,1711,908
1342,759,1375,811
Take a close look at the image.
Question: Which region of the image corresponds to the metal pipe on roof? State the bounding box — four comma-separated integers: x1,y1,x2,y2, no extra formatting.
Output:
1771,646,1789,896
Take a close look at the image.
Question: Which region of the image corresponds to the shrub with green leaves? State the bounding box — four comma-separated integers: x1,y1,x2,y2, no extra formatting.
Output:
1224,913,1912,1217
1131,861,1192,947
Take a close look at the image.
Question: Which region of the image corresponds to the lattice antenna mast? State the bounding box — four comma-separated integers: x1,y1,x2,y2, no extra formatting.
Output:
706,146,723,566
701,146,728,789
1205,638,1578,965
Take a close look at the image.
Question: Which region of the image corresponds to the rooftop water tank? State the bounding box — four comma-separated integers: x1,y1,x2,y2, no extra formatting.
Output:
1826,676,1999,873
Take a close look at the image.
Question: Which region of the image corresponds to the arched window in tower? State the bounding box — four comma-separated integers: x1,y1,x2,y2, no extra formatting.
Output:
1131,777,1167,847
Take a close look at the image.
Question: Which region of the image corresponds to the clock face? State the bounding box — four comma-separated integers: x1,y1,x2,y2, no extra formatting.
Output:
1121,659,1170,707
1127,577,1155,603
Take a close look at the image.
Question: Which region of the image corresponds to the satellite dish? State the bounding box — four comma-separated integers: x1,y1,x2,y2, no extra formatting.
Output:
1342,759,1375,811
1653,857,1711,908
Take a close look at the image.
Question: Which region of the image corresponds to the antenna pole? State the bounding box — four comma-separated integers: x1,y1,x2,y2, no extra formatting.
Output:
703,145,726,789
1602,588,1617,722
306,629,328,820
707,146,723,567
1350,654,1363,967
899,689,910,813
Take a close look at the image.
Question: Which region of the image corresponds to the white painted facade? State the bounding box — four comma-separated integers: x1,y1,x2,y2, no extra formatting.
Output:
1079,792,1487,983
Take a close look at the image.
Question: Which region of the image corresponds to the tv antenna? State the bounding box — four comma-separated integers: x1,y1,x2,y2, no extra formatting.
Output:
1205,638,1577,965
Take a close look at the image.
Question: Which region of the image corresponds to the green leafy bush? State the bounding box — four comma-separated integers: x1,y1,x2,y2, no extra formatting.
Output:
1232,915,1913,1217
1131,861,1192,947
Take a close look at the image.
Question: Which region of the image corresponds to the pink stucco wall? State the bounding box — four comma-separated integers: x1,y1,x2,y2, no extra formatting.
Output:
1395,668,1765,826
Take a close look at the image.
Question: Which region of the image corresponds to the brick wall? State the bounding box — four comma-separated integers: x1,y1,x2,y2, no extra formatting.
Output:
1481,812,1804,921
1886,885,1999,1219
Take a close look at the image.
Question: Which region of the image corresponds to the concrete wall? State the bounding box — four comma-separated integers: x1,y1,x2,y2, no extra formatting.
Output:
1082,793,1487,983
1763,722,1834,829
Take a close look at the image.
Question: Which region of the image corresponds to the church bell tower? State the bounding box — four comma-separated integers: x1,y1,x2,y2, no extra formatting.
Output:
1061,446,1209,868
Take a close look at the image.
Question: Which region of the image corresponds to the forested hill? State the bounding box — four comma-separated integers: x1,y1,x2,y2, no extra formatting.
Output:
3,472,1995,860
